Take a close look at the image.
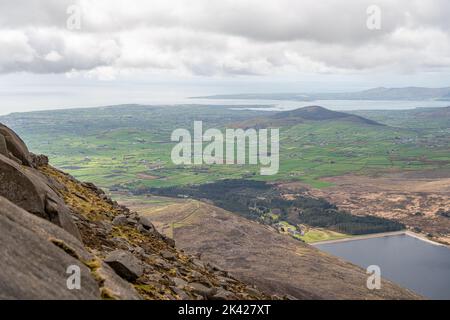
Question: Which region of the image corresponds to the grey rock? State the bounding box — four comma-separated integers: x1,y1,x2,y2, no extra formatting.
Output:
189,270,203,280
98,221,113,234
132,246,145,256
30,153,49,167
192,259,205,269
160,249,177,261
96,263,142,300
173,277,188,288
193,293,205,300
111,237,132,251
245,287,262,297
136,224,151,235
0,196,90,261
0,154,47,215
188,282,217,299
126,217,138,225
129,212,139,220
105,250,144,281
215,270,229,277
163,236,176,248
0,154,81,240
112,215,128,226
0,197,100,300
138,216,156,232
81,182,103,194
157,259,173,270
206,262,221,272
211,288,236,300
171,287,192,300
0,123,32,166
0,134,8,158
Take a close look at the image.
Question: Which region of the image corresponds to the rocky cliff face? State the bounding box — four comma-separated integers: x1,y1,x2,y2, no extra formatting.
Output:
0,123,268,300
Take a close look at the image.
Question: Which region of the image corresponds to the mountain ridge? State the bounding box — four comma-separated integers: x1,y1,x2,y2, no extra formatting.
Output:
193,86,450,101
231,105,383,128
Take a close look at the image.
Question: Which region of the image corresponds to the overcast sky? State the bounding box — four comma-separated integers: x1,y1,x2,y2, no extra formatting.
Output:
0,0,449,114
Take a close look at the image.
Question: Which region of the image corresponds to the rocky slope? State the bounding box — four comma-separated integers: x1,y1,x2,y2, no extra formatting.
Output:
122,197,422,300
0,123,269,300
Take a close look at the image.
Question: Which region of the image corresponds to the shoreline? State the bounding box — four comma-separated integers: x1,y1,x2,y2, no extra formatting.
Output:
311,230,447,247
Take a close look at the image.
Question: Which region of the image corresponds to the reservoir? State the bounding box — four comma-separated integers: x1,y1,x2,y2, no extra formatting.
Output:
315,233,450,299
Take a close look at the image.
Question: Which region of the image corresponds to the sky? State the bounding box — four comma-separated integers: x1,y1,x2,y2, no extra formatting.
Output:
0,0,450,114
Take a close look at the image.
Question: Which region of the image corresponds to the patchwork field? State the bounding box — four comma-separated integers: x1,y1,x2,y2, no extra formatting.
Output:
1,104,448,244
1,105,448,190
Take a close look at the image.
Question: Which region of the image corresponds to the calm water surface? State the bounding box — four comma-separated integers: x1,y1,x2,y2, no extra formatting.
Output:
316,234,450,299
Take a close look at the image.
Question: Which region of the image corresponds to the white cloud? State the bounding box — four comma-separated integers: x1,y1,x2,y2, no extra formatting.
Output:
0,0,449,78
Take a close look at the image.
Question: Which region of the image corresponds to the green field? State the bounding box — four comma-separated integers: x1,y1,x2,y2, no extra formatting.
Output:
1,104,449,190
300,228,350,243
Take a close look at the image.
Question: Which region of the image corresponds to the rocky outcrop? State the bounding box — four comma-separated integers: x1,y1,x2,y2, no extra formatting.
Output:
0,196,99,300
0,154,80,240
0,123,81,240
0,124,32,166
0,196,142,300
0,123,269,300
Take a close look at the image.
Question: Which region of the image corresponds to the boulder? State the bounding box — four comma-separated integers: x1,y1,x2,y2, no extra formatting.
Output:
160,249,177,261
0,154,45,214
211,288,236,300
105,250,144,281
0,135,8,157
0,197,142,300
96,263,142,300
0,154,81,240
164,236,176,248
171,287,191,300
0,123,32,166
138,216,156,232
188,282,217,299
0,197,100,300
112,214,129,226
30,153,49,167
172,277,188,288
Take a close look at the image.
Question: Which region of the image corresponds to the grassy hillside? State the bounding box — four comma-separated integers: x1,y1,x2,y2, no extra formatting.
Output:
233,105,383,128
139,179,405,236
350,106,450,130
